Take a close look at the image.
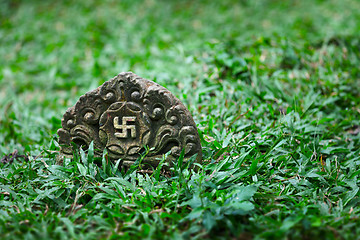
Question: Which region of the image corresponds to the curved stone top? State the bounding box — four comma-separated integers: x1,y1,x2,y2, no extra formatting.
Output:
57,72,202,168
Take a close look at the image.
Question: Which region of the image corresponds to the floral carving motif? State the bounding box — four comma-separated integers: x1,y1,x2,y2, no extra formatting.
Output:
57,72,202,168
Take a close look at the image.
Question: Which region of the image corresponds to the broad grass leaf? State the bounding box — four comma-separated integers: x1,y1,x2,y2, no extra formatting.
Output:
48,165,72,179
110,180,126,199
92,193,109,201
177,148,185,170
343,187,359,206
88,141,94,163
280,216,302,232
203,210,216,231
225,201,254,215
112,159,121,176
0,200,13,207
250,159,258,176
231,185,257,202
80,148,87,166
181,194,203,209
106,177,136,192
98,186,119,198
153,155,166,181
222,132,233,148
0,185,18,200
60,217,76,238
34,187,67,207
77,163,87,177
185,208,203,220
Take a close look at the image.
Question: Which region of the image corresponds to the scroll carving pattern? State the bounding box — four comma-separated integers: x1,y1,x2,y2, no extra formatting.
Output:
57,72,202,167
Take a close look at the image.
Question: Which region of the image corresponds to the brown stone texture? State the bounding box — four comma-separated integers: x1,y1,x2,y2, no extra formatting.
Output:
57,72,202,168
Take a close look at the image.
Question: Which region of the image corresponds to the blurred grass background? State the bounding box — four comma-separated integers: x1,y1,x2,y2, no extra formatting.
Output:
0,0,360,148
1,0,360,155
1,0,359,155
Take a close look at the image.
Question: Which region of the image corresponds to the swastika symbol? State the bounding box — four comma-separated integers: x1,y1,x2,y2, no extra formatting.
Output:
113,116,136,138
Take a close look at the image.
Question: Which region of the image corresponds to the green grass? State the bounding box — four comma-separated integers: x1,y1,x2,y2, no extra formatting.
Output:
1,0,360,239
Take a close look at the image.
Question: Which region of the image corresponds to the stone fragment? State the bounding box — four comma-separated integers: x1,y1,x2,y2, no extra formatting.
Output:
57,72,202,168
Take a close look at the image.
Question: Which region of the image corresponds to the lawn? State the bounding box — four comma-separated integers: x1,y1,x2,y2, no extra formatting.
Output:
1,0,360,239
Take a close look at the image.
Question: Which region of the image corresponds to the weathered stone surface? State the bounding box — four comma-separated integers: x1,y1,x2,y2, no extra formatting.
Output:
57,72,202,168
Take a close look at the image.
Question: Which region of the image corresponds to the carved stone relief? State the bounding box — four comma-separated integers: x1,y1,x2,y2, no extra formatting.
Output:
57,72,202,168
